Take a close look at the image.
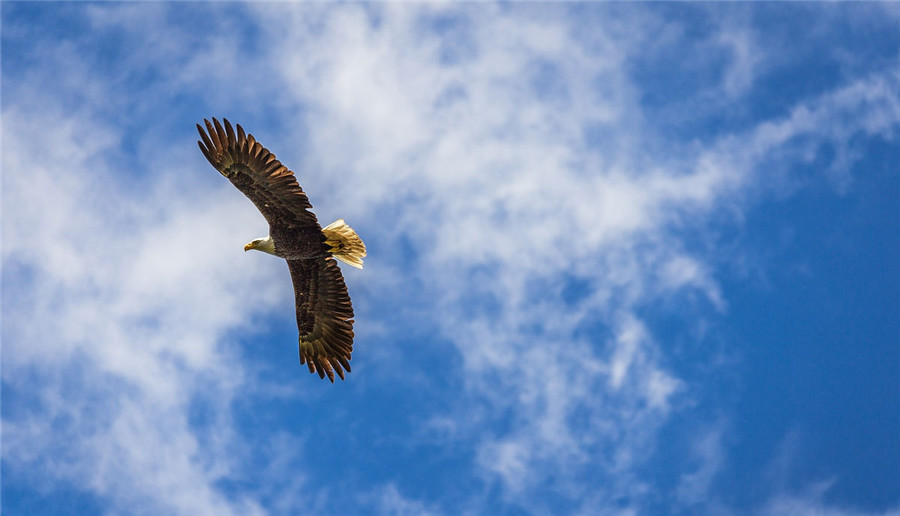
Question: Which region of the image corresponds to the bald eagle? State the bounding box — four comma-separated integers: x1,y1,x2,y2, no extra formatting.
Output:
197,118,366,382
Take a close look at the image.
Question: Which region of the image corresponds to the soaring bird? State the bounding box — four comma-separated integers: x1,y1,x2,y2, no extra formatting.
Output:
197,118,366,381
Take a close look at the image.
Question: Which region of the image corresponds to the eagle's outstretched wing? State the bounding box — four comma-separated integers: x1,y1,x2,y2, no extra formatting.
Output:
288,257,355,382
197,118,356,381
197,118,318,229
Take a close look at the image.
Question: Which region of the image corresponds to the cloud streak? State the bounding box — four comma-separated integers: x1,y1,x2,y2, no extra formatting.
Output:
3,104,283,514
3,3,900,515
254,6,900,511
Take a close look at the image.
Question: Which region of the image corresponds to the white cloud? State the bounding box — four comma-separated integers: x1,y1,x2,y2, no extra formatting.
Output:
719,29,761,99
374,484,441,516
677,423,728,508
3,91,284,516
252,7,704,504
4,4,900,515
251,3,900,510
761,482,900,516
248,1,692,492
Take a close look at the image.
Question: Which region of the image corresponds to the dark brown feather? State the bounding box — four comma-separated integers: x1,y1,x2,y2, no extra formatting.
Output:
198,118,356,381
287,258,354,382
197,118,317,229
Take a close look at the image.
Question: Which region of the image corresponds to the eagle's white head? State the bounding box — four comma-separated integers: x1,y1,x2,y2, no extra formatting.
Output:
244,236,276,255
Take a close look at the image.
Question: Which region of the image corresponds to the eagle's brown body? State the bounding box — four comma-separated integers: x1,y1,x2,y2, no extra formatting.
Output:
269,225,328,260
197,118,364,382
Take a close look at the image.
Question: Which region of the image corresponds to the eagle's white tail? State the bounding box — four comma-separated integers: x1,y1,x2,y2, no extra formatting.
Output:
323,219,366,269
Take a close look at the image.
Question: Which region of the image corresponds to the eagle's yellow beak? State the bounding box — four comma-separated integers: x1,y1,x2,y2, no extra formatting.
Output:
244,237,275,255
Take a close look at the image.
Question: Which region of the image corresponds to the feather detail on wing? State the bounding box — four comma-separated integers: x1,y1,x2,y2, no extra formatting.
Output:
288,257,355,382
197,118,318,229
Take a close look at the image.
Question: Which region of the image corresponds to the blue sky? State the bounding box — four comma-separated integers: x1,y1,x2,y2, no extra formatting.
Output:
2,3,899,515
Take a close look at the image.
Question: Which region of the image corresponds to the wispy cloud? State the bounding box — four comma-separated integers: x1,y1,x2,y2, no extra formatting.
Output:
761,482,900,516
252,5,900,511
3,3,900,515
2,106,282,514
